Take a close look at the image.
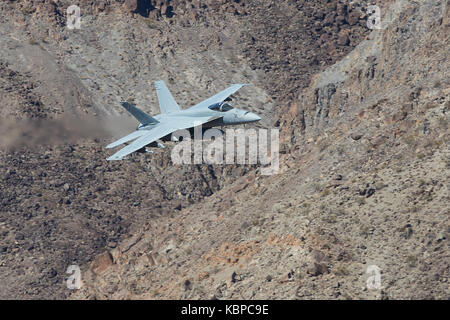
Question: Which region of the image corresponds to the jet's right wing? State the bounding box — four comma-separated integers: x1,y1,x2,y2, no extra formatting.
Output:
189,84,249,111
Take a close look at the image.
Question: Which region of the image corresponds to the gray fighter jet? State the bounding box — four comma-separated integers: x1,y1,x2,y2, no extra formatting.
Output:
106,81,261,160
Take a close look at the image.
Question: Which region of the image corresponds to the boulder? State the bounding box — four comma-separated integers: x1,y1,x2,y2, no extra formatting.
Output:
123,0,138,12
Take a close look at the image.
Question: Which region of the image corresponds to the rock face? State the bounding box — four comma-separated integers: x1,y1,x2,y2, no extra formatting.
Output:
0,0,448,300
72,0,448,300
123,0,138,13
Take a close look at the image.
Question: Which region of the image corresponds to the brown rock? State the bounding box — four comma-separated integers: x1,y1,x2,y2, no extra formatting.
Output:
123,0,138,12
347,11,360,26
161,4,168,16
351,133,363,141
392,111,408,122
337,33,350,46
307,262,329,276
235,5,246,16
336,3,348,16
97,2,106,12
323,13,335,26
91,252,113,274
336,15,346,25
319,33,330,44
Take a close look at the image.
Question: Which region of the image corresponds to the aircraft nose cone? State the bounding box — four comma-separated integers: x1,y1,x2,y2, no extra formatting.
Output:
246,112,261,122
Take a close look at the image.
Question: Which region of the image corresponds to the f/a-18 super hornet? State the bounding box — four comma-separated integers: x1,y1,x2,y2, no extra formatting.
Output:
106,81,261,160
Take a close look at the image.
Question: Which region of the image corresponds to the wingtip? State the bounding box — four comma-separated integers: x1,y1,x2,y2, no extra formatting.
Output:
106,152,125,161
106,155,123,161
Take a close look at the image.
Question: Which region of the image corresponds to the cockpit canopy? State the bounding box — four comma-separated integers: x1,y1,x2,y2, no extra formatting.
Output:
208,102,234,112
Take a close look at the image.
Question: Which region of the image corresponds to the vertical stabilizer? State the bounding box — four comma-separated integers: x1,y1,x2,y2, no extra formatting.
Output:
154,80,181,114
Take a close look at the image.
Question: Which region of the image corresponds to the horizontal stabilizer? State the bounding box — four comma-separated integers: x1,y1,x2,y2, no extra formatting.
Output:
120,102,159,125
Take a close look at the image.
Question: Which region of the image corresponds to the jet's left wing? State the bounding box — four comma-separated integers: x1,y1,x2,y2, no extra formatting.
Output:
106,130,147,149
107,123,174,161
106,115,223,161
189,84,249,111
